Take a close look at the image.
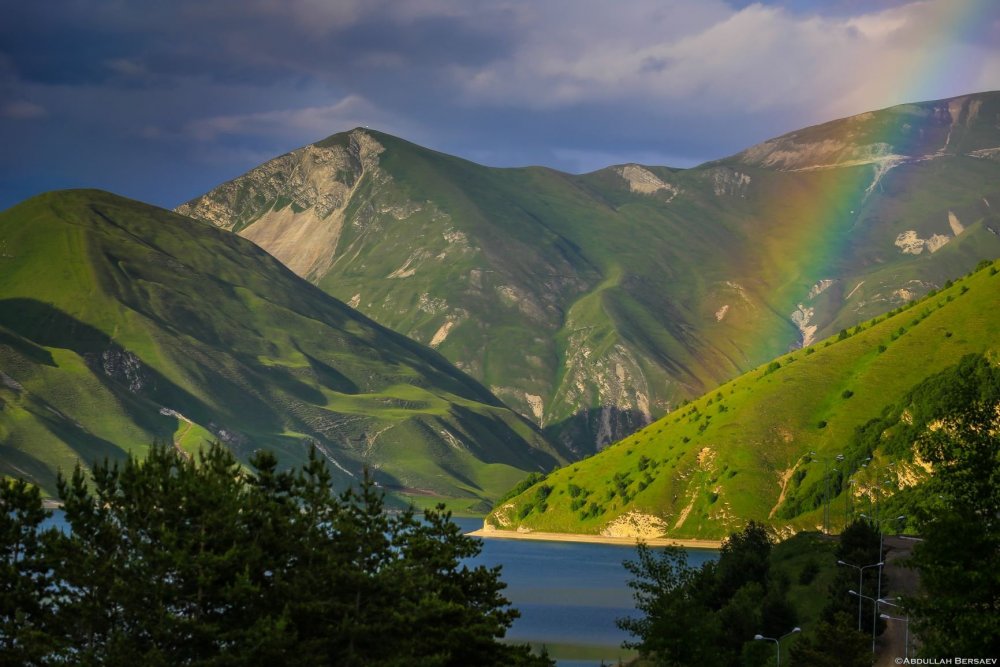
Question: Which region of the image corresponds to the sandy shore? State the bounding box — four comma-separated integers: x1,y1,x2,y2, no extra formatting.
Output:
468,526,722,549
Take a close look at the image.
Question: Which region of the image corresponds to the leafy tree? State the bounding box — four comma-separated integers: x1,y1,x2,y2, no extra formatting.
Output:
617,522,789,666
617,544,722,667
908,400,1000,657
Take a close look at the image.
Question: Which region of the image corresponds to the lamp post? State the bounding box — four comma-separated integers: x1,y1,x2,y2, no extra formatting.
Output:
754,627,801,666
880,613,910,659
838,560,883,630
849,589,879,653
808,451,844,534
861,512,906,651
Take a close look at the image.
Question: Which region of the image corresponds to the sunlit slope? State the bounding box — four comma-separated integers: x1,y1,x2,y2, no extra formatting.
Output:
179,92,1000,457
485,260,1000,539
0,190,567,509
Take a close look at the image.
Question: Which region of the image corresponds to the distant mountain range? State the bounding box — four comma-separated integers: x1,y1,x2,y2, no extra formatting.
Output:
0,191,567,512
178,91,1000,455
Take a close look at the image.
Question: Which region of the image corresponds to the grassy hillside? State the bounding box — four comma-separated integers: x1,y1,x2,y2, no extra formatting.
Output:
0,190,569,511
178,92,1000,457
485,259,1000,538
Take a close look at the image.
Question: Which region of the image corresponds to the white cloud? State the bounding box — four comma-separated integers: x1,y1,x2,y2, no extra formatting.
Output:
450,0,1000,123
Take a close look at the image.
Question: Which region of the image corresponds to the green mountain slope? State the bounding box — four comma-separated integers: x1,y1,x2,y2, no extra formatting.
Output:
484,261,1000,539
0,190,568,511
177,92,1000,457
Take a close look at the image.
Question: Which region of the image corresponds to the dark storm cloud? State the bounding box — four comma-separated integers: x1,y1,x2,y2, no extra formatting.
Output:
1,0,998,209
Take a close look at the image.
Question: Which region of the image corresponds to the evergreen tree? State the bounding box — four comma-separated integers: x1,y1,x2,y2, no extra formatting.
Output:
0,478,54,664
0,443,552,666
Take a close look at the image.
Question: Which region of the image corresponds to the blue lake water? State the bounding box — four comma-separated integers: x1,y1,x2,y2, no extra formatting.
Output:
452,517,718,666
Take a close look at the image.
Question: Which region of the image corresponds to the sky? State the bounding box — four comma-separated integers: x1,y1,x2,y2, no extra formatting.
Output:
1,0,999,210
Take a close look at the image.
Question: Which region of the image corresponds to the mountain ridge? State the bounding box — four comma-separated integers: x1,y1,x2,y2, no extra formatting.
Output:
177,91,1000,456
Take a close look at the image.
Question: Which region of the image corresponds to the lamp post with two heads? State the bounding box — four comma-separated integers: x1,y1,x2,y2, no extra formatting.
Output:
754,627,801,667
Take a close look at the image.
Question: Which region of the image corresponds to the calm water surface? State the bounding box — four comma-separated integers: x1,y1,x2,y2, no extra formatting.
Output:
453,517,718,666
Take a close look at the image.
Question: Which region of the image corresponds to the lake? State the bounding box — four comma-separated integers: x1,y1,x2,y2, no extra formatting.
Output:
452,517,719,667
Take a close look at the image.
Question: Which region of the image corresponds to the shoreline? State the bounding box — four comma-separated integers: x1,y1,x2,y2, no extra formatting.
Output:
468,526,722,549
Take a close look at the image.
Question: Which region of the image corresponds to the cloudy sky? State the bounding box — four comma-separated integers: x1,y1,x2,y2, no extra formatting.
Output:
2,0,998,209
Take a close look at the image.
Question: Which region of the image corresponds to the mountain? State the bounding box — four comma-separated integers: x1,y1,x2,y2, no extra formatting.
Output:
0,190,568,511
484,260,1000,539
177,92,1000,457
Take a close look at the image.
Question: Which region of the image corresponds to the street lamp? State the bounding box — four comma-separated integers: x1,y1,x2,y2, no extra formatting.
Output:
754,627,801,666
839,560,883,630
849,589,880,653
860,513,906,648
880,612,911,659
808,452,844,533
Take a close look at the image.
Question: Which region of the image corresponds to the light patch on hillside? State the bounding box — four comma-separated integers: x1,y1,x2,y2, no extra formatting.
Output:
968,147,1000,161
616,164,680,201
601,511,666,540
725,281,752,305
388,251,427,279
895,230,951,255
242,204,345,279
417,293,448,314
443,228,468,245
485,503,516,528
948,211,965,236
864,156,905,197
495,284,547,321
705,167,751,197
715,304,729,321
808,279,834,299
159,407,192,424
429,319,456,348
738,136,907,172
769,464,798,519
790,304,817,347
525,393,544,422
673,491,697,530
348,293,361,308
